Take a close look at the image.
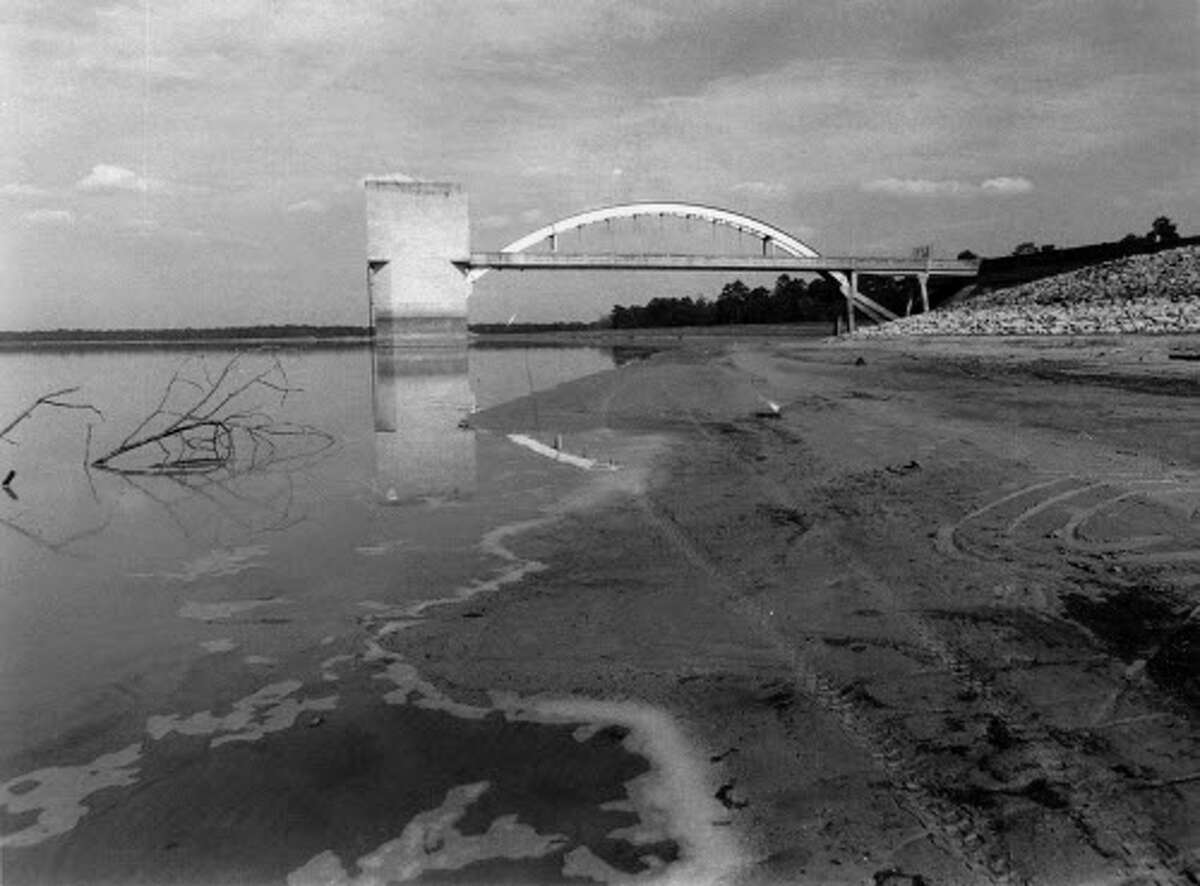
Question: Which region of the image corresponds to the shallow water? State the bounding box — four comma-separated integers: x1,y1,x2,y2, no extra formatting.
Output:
0,343,743,884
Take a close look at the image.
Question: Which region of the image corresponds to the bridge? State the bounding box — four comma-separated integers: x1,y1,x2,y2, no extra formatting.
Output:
365,179,980,339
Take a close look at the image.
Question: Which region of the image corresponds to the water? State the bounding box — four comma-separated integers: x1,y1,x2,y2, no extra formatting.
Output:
0,343,744,884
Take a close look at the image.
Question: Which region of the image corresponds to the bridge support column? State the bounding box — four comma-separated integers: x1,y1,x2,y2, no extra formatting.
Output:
846,270,858,333
365,178,470,344
917,272,930,313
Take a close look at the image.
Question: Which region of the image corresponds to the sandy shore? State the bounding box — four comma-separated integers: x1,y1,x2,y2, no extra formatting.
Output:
384,330,1200,885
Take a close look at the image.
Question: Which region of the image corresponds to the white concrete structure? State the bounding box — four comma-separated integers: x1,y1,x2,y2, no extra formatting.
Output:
365,179,470,342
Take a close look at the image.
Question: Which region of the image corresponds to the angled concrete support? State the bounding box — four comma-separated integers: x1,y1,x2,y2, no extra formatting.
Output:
365,179,470,343
917,272,930,313
846,270,858,333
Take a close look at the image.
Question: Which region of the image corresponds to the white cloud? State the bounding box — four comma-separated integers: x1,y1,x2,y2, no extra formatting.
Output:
862,178,973,197
22,208,75,225
1,183,54,198
520,208,544,224
285,198,327,214
981,176,1034,195
76,164,161,194
74,165,205,197
863,176,1035,198
730,181,789,200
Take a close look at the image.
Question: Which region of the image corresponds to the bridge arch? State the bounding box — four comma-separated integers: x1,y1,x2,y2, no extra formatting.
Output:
467,201,837,286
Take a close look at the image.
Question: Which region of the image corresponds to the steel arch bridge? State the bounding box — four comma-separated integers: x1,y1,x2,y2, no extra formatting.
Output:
363,181,980,336
463,201,977,324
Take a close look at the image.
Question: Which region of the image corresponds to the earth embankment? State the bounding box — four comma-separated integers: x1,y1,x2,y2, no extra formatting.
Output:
858,245,1200,336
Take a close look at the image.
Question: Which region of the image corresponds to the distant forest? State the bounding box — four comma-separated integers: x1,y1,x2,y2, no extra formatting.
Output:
0,325,371,344
606,273,962,329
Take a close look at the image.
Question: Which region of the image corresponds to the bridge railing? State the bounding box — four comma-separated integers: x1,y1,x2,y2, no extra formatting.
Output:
462,252,981,276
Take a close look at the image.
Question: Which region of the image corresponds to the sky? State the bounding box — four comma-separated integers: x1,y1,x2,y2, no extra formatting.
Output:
2,0,1197,329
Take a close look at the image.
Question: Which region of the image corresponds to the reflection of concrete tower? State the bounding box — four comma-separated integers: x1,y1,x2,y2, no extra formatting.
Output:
365,178,470,343
372,346,476,503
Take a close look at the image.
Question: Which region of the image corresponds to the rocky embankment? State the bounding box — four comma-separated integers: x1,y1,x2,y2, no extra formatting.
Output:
857,245,1200,336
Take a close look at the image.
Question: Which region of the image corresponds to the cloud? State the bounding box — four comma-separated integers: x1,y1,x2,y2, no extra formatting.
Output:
730,181,789,200
862,178,973,197
285,199,327,214
2,183,54,198
980,176,1034,195
22,208,75,225
478,214,512,230
862,176,1035,197
74,165,205,197
76,164,162,194
118,217,205,240
519,208,544,224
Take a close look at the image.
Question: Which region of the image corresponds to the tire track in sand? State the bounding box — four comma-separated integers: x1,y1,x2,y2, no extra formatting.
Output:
644,371,1189,884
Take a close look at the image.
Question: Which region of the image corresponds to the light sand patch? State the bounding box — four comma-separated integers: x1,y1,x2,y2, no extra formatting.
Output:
374,656,490,720
141,544,268,582
0,744,142,849
320,654,355,682
369,647,747,885
355,539,410,557
494,695,748,886
562,844,668,882
146,680,337,747
244,655,277,666
200,638,237,654
380,518,552,626
286,781,567,886
507,433,611,470
179,597,289,621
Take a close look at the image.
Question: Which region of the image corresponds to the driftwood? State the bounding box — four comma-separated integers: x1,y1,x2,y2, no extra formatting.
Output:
1,387,103,446
91,354,333,476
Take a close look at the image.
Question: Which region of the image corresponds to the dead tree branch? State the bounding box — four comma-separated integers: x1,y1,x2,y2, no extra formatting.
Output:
1,387,103,446
91,354,334,476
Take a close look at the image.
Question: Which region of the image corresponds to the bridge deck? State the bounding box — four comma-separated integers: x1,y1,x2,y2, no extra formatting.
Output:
463,252,980,275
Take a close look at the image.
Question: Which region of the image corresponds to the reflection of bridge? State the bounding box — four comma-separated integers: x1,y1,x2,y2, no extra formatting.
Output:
365,180,980,338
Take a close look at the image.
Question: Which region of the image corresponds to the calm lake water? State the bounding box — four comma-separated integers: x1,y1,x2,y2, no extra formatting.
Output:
0,342,743,885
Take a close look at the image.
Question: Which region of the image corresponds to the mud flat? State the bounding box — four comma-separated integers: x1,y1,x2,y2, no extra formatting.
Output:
388,330,1200,884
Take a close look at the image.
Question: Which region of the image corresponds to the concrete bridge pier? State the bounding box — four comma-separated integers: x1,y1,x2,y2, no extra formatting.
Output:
365,178,470,344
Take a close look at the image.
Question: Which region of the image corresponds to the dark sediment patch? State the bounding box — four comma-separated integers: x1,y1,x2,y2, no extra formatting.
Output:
1062,585,1200,710
1,682,669,885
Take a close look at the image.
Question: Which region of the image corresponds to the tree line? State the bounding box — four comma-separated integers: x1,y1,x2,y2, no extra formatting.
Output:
1006,216,1181,258
610,275,842,329
607,272,954,329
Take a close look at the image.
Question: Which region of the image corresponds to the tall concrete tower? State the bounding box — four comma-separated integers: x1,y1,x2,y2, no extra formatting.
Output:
365,178,470,343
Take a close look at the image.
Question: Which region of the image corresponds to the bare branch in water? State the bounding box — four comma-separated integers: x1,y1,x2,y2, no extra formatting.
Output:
1,387,103,445
0,511,112,558
91,354,333,477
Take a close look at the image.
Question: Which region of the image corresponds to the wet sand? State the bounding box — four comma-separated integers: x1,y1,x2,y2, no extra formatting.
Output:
392,330,1200,884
